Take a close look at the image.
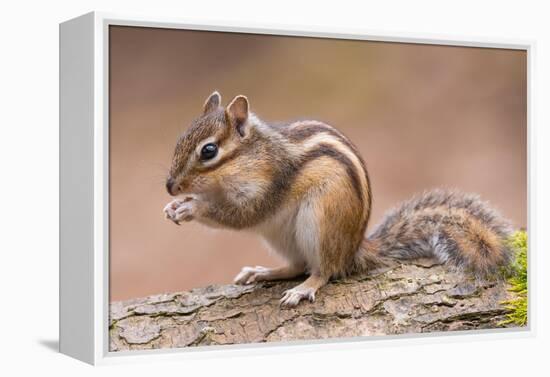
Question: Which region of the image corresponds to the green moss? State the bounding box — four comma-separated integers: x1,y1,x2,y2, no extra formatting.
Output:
500,230,528,326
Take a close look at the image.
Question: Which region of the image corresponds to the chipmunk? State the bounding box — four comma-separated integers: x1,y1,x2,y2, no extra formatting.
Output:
163,91,514,307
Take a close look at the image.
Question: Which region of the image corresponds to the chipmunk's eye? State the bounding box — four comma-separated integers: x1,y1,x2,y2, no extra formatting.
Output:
200,143,218,160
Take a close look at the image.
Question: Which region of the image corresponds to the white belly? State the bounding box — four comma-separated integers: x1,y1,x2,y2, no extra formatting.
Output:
253,200,320,271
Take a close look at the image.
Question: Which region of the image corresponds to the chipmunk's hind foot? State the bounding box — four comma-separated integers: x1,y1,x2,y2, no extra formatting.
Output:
280,274,328,308
280,286,316,307
234,265,305,285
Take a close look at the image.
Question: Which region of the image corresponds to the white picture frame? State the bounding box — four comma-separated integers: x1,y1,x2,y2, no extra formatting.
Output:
59,11,534,365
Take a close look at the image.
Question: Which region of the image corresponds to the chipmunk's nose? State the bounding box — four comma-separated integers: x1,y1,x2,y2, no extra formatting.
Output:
166,177,177,196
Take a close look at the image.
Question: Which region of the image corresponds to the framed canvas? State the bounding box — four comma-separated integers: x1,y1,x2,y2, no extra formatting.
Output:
59,12,533,365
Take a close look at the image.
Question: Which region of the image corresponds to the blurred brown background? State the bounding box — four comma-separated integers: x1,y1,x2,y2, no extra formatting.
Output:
109,26,526,302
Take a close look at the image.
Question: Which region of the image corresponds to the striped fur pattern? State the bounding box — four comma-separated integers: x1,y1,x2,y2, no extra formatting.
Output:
365,189,513,278
164,92,514,307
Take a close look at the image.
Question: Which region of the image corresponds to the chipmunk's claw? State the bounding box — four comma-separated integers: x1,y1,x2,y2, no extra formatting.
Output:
280,286,316,307
233,266,270,285
163,198,196,224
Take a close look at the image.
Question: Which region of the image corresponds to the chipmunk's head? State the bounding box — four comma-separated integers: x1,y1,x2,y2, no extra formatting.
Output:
166,91,255,196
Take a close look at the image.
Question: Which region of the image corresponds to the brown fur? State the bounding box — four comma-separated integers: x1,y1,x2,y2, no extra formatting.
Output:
164,92,514,307
368,190,513,277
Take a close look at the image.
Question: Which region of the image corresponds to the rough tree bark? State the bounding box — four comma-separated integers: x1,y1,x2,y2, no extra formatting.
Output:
109,259,519,351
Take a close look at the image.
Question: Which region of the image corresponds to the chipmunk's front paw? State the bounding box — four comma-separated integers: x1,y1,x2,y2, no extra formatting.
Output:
163,197,197,225
233,266,270,285
280,286,316,307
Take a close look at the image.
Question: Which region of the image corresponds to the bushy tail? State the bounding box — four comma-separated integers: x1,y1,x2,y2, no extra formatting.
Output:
352,189,514,278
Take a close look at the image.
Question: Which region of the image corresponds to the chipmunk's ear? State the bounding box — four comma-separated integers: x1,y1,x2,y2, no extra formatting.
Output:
225,95,249,137
203,91,221,114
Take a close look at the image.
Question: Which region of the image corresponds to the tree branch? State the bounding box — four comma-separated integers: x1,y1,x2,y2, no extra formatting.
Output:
109,259,518,351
